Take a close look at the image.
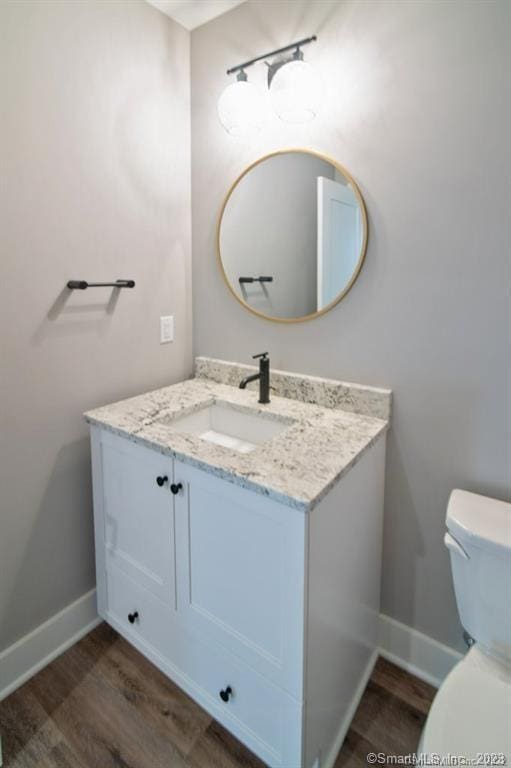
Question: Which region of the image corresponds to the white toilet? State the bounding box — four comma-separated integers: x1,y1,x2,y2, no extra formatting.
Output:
421,489,511,759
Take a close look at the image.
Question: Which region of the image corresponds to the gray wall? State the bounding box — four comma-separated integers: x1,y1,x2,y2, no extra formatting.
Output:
0,0,191,650
191,0,510,650
221,153,334,318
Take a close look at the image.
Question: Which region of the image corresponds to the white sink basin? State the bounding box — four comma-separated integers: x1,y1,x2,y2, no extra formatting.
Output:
161,402,291,454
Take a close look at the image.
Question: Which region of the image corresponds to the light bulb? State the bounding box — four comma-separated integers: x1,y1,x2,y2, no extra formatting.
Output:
217,77,266,138
270,59,322,123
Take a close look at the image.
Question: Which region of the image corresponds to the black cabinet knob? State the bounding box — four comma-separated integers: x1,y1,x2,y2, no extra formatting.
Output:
219,686,232,703
128,611,139,624
170,482,183,495
156,475,168,487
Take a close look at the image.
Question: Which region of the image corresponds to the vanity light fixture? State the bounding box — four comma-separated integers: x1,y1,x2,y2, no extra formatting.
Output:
268,45,322,123
218,35,320,134
217,68,267,138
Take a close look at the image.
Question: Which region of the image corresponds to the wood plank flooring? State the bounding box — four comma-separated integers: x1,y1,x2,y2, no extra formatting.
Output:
0,623,436,768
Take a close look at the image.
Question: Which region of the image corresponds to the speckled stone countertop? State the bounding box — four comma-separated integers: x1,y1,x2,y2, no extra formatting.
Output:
85,365,390,512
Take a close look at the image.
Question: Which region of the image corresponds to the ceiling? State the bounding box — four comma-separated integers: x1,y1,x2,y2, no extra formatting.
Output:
146,0,246,31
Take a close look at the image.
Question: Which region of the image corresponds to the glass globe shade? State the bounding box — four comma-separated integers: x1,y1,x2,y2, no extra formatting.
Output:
217,80,266,138
270,60,322,123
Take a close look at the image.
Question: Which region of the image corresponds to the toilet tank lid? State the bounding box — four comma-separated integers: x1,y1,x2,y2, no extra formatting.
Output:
446,490,511,554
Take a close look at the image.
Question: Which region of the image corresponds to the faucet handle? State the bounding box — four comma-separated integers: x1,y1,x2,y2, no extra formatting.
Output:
252,352,269,360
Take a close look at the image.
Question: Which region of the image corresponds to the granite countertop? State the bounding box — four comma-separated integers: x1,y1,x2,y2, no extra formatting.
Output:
85,362,390,512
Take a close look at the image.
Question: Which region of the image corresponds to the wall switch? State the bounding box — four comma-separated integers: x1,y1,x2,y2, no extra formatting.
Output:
160,315,174,344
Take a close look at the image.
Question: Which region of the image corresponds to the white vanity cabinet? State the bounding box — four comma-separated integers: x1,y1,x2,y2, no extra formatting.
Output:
90,425,386,768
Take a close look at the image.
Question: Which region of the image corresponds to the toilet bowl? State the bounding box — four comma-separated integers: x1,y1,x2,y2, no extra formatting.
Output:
421,490,511,760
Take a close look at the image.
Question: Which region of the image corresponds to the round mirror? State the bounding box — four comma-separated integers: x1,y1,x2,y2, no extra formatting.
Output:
217,149,368,323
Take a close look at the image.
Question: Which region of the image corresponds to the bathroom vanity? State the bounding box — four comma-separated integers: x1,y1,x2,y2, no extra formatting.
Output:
85,358,391,768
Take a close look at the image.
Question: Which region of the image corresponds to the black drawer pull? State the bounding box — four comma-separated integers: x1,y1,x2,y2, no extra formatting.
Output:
170,482,183,495
128,611,139,624
156,475,168,487
219,685,232,703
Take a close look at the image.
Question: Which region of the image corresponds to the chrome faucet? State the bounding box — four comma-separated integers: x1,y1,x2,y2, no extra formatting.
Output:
239,352,270,404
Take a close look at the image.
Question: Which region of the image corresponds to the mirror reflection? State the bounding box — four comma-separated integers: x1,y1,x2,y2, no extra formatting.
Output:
218,150,367,322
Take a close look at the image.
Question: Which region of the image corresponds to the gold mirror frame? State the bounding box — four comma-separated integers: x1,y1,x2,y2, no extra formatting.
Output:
216,148,368,324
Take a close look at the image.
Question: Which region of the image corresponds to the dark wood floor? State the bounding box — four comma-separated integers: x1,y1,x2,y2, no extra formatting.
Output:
0,623,436,768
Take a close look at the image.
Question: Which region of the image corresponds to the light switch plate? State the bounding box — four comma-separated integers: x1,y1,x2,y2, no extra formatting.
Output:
160,315,174,344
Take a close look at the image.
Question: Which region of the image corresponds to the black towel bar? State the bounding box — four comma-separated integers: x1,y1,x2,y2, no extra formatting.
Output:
238,276,273,284
67,280,135,290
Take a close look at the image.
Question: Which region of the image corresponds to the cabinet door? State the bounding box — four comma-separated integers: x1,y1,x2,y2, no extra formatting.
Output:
174,460,306,699
100,431,175,607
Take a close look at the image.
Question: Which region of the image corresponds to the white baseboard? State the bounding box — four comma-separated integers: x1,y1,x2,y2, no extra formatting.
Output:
0,589,100,701
378,613,463,688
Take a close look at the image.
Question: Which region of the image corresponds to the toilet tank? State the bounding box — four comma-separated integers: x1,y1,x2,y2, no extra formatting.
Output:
445,490,511,661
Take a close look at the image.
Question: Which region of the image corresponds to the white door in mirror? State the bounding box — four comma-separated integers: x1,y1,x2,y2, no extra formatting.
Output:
317,176,362,310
